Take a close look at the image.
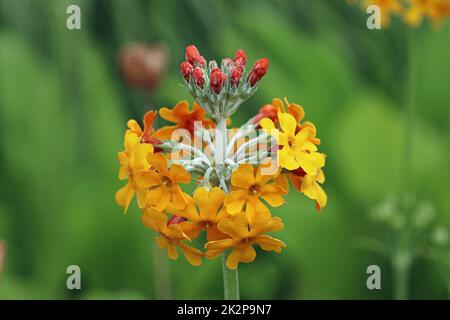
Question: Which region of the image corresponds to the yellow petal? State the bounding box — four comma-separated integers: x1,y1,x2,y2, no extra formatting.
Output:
278,111,297,138
179,242,203,266
115,182,135,213
278,145,299,170
142,209,168,232
226,249,242,270
224,190,248,214
259,183,286,207
231,164,255,189
171,188,189,210
194,187,225,221
254,235,286,252
217,213,249,239
240,245,257,263
169,163,190,184
147,153,169,175
134,170,160,189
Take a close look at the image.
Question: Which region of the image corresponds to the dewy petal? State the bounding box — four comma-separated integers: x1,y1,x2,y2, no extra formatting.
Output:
231,164,255,189
278,111,297,138
224,190,248,214
115,182,135,213
217,213,249,239
169,163,190,184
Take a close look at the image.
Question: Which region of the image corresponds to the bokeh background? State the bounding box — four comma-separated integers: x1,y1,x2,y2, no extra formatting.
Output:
0,0,449,299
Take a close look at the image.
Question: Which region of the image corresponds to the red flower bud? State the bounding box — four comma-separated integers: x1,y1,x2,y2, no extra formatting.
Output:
210,69,227,94
185,45,206,67
185,45,200,64
230,67,243,86
193,67,205,88
234,49,247,66
180,61,194,81
248,58,269,86
167,215,187,225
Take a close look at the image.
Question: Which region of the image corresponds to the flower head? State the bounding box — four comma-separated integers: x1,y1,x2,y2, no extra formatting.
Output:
205,213,286,270
224,163,286,222
142,209,203,265
404,0,450,27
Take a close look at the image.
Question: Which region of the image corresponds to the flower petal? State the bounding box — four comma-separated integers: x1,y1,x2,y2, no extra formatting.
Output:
231,164,255,189
115,182,135,213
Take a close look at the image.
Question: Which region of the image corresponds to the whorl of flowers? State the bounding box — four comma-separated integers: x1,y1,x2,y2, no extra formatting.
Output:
353,0,449,27
115,45,327,269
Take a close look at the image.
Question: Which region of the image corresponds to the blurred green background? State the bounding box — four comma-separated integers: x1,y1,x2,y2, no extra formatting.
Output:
0,0,449,299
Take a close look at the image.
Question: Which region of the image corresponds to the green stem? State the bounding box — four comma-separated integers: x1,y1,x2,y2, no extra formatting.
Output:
221,252,240,300
392,250,410,300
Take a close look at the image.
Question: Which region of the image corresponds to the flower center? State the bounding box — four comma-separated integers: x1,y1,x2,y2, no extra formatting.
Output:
162,176,172,187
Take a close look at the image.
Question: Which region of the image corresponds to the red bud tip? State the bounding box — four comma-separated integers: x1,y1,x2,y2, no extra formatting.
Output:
210,69,227,94
180,61,194,81
234,49,247,66
248,58,269,86
222,57,233,67
193,67,205,88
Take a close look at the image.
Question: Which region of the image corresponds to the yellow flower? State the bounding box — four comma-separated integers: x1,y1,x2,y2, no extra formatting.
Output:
363,0,403,26
224,163,286,222
260,111,325,174
115,140,154,213
404,0,450,27
169,187,229,241
145,153,190,211
205,213,286,270
141,208,203,266
156,101,214,139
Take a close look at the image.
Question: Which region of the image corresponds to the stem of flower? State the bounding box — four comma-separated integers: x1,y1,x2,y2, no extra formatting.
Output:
221,252,240,300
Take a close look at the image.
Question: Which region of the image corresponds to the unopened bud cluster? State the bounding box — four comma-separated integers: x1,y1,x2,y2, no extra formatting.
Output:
180,45,269,120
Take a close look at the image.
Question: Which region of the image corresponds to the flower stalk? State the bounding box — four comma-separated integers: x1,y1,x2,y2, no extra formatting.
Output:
222,251,240,300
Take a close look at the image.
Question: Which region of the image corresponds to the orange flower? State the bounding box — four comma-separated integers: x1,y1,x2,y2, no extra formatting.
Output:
144,153,190,211
156,101,214,139
205,213,286,270
142,209,203,266
169,187,229,241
